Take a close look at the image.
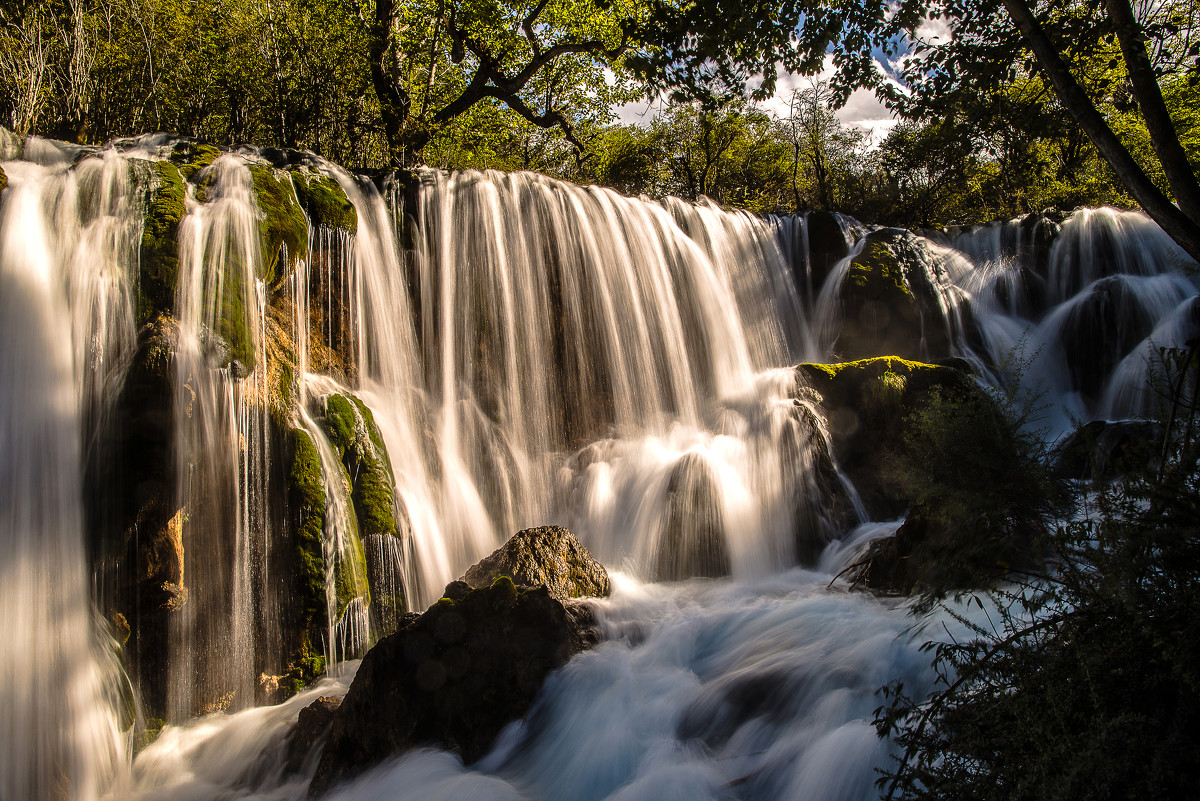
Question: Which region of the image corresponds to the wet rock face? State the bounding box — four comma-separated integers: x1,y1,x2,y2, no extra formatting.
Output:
834,228,963,362
462,525,612,600
307,577,597,797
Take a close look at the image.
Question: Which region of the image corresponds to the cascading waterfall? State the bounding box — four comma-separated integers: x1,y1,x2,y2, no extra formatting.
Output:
0,154,135,800
170,155,275,718
950,207,1200,430
4,129,1200,801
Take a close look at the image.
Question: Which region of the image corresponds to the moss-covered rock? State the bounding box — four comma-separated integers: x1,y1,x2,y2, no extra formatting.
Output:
308,577,598,795
291,171,357,233
835,228,964,362
0,164,7,194
168,140,222,181
139,162,187,323
320,393,398,540
797,357,983,517
289,429,328,646
248,164,308,287
461,525,611,600
802,358,1063,602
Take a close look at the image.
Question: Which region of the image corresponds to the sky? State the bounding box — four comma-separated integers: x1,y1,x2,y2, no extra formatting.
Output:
615,16,955,147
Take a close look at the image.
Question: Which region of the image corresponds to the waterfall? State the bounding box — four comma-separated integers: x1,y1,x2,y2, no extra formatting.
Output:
0,157,133,800
3,131,1199,801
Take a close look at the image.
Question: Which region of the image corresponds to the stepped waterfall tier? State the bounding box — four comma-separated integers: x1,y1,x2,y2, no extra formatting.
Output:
0,134,1196,801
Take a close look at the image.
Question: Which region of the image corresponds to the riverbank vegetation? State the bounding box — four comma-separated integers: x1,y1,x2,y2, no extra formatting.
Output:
874,346,1200,800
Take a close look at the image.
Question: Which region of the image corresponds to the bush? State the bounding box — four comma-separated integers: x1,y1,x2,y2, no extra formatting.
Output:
874,348,1200,801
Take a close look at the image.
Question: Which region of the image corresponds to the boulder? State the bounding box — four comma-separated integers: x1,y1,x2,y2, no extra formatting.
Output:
286,696,342,774
834,228,964,362
803,358,1061,601
797,357,982,518
307,577,597,797
462,525,611,600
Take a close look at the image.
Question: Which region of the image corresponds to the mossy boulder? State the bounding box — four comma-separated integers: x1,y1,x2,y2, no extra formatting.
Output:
168,139,222,181
139,161,187,322
0,164,7,194
291,171,357,233
320,393,398,540
248,164,308,287
802,358,1062,601
835,228,963,362
308,577,598,796
461,525,611,600
797,357,983,517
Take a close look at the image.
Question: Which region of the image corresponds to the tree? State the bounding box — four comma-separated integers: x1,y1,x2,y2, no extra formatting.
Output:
781,80,866,211
633,0,1200,260
368,0,642,165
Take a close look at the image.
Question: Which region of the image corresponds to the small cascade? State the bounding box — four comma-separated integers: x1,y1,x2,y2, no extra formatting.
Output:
558,369,855,580
170,155,273,718
950,207,1200,428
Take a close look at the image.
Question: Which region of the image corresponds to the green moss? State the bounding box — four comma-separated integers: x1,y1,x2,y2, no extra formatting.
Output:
292,171,357,233
169,141,221,181
0,165,7,193
248,165,308,287
139,161,187,323
217,260,256,371
333,530,370,619
321,393,398,539
801,356,934,382
284,654,327,696
290,430,328,639
849,241,912,297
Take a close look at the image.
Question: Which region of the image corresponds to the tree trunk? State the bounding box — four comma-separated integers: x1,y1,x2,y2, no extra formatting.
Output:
1106,0,1200,222
1002,0,1200,263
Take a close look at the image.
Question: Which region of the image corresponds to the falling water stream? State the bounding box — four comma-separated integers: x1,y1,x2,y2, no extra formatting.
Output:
0,135,1196,801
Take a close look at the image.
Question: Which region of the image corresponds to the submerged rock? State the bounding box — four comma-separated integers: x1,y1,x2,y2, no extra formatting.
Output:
286,696,342,774
462,525,611,600
655,453,731,581
307,577,597,796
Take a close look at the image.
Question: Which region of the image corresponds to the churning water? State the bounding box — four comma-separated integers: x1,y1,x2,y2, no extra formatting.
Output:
0,134,1196,800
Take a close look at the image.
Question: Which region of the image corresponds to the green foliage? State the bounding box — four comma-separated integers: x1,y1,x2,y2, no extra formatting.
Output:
881,384,1064,604
875,351,1200,800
